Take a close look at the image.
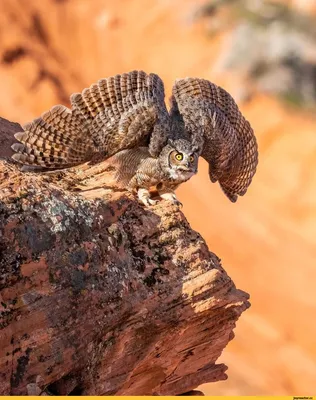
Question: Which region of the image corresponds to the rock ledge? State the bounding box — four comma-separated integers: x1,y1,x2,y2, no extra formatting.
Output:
0,117,250,395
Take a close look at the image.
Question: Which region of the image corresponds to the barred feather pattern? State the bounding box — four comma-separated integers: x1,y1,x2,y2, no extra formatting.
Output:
12,105,94,168
171,78,258,202
11,71,258,203
70,70,170,158
12,71,170,169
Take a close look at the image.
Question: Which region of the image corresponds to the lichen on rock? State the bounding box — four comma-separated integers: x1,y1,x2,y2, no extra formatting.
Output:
0,116,250,395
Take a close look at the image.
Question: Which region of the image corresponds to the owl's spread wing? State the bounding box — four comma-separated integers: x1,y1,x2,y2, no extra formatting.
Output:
170,78,258,202
12,71,170,169
11,105,94,168
71,70,170,158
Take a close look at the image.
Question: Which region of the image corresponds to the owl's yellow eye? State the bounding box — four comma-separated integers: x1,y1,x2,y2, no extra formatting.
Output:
189,155,194,162
175,153,183,161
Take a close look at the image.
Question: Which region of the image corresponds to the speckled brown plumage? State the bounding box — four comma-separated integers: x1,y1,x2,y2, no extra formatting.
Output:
170,78,258,202
12,105,94,168
12,70,258,205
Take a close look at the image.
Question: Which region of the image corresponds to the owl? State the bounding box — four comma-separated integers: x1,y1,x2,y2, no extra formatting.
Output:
11,70,258,206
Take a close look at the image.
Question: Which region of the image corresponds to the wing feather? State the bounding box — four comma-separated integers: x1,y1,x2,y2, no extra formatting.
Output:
12,71,171,168
71,70,170,158
170,78,258,202
11,106,93,168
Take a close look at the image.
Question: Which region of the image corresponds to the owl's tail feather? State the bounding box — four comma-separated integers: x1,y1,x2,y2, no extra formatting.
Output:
11,105,95,169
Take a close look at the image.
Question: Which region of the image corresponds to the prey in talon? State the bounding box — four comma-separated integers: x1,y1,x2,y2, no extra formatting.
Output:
11,71,258,206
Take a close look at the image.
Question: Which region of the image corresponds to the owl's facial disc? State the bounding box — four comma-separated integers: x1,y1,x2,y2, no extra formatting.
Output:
169,150,198,175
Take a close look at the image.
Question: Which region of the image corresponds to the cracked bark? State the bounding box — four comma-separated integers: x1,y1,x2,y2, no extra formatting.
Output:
0,116,250,395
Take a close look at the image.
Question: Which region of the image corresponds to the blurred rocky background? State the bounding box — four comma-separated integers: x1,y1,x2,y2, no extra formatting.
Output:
0,0,315,395
196,0,316,107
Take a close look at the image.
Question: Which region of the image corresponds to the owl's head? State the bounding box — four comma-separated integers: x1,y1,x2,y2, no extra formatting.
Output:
159,139,199,180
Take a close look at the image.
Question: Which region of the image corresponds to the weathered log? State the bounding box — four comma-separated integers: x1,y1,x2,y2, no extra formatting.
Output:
0,116,250,395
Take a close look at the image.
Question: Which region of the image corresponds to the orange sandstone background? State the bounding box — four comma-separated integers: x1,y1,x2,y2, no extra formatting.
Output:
0,0,315,395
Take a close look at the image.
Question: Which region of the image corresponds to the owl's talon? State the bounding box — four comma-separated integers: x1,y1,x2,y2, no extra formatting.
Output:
148,198,159,206
137,188,158,207
173,198,183,207
146,197,159,206
159,191,182,207
141,198,158,206
170,198,182,207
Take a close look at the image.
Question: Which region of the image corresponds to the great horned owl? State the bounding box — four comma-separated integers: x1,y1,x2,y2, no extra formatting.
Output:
11,70,258,206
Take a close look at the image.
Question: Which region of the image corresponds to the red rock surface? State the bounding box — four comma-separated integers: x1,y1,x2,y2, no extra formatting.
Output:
0,118,249,395
0,0,315,395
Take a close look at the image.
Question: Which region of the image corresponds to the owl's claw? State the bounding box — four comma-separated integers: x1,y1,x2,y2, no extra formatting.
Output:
172,198,183,207
137,188,158,207
137,188,182,207
147,198,159,206
159,191,182,207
